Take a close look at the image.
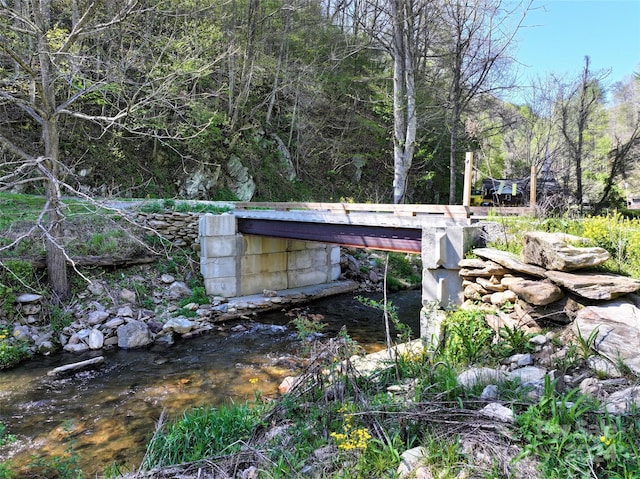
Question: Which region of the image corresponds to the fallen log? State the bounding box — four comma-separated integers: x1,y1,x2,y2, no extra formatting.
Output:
47,356,105,377
0,254,158,269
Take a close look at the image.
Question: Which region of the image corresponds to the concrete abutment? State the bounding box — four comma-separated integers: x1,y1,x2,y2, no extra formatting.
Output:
199,213,341,297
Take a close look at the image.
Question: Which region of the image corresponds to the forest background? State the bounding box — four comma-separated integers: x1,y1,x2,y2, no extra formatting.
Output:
0,0,639,297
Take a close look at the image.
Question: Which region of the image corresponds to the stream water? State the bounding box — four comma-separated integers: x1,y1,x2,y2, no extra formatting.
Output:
0,290,422,477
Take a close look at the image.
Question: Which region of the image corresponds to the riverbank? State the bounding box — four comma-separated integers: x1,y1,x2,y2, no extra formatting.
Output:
0,290,424,478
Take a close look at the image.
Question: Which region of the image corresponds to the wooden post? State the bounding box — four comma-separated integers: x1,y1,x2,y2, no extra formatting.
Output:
530,164,537,207
462,151,474,207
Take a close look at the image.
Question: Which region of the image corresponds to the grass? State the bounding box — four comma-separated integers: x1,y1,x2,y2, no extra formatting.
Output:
143,403,263,469
139,198,232,214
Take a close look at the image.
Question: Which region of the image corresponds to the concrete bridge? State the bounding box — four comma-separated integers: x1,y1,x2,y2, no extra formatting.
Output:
198,202,496,308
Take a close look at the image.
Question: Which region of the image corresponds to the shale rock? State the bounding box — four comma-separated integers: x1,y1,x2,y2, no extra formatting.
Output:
506,278,564,306
545,271,640,300
473,248,547,278
522,231,610,271
573,300,640,375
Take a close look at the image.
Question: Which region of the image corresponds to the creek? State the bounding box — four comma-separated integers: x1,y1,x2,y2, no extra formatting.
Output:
0,290,422,477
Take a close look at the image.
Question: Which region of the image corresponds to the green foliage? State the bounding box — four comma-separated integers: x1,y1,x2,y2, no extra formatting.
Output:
574,324,600,360
0,327,31,369
494,324,536,356
0,423,16,447
143,403,263,468
385,252,422,291
516,378,640,478
442,308,495,366
356,295,413,344
72,230,123,256
174,287,209,316
292,314,327,341
0,193,45,230
0,259,38,292
0,462,15,479
140,200,232,214
578,213,640,276
50,306,73,335
27,448,84,479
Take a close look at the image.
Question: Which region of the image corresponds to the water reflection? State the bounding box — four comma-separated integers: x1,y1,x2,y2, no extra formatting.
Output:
0,290,421,476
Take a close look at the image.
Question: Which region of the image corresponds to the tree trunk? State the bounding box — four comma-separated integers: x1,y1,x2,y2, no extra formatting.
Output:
42,119,70,301
449,100,460,205
391,0,416,205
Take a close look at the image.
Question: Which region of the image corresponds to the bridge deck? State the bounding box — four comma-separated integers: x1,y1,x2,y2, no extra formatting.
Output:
231,203,533,253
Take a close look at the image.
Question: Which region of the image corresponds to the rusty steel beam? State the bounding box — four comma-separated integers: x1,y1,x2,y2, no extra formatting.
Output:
237,218,422,253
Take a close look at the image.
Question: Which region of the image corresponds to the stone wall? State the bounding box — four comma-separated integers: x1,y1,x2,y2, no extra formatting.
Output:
134,211,200,248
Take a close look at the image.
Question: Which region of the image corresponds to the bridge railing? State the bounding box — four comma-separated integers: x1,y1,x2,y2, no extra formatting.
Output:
233,202,534,219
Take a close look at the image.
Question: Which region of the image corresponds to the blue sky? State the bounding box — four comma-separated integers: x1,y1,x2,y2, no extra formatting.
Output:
511,0,640,90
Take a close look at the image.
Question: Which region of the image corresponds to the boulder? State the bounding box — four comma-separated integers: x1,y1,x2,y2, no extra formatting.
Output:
464,282,488,300
87,311,110,326
522,232,609,271
473,248,547,278
168,281,193,299
545,271,640,300
162,317,197,334
506,279,564,306
88,329,104,350
479,403,514,423
507,366,547,383
476,277,506,292
117,320,152,349
117,306,134,318
119,288,137,303
63,342,90,353
489,290,517,307
16,293,42,303
604,385,640,414
574,300,640,375
397,447,432,479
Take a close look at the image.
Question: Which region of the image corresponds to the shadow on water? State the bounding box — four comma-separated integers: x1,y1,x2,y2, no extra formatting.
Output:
0,290,422,476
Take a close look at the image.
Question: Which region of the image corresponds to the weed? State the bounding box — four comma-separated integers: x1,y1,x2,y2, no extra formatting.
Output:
442,308,495,366
175,286,210,317
292,314,327,341
291,313,328,354
352,433,403,477
575,324,600,360
139,201,164,213
494,324,536,356
143,403,263,468
356,296,412,344
50,306,73,336
515,377,640,478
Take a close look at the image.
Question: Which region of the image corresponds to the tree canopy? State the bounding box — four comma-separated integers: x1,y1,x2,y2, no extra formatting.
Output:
1,0,638,218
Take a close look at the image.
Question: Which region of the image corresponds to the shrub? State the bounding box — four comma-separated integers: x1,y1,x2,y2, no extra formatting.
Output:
0,327,31,369
579,213,640,276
